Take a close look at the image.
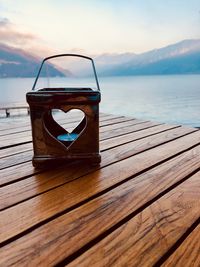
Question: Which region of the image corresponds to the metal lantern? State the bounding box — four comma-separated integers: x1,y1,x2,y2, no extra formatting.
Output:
26,54,101,168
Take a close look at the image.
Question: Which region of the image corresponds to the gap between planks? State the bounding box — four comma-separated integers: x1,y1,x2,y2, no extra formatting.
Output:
0,149,200,266
0,113,113,132
0,125,197,210
0,115,130,136
0,120,159,163
65,172,200,267
0,123,176,186
0,118,147,149
0,131,200,247
0,115,138,158
161,221,200,267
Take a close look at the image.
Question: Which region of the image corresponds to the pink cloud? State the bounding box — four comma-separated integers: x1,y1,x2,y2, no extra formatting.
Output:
0,17,58,59
0,17,37,46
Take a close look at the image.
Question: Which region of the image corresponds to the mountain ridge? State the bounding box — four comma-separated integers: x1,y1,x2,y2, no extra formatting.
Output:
0,43,65,78
95,39,200,76
0,39,200,77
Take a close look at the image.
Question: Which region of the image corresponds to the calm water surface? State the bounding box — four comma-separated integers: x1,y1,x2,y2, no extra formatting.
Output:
0,75,200,127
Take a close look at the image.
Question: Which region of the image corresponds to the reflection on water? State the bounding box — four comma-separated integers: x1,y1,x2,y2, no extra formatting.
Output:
0,75,200,127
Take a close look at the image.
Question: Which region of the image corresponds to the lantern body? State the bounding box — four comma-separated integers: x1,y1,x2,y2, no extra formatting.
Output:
26,54,101,168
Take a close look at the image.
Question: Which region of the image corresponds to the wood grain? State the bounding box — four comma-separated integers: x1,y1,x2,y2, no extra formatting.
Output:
99,119,144,133
0,113,110,138
0,112,82,132
0,117,30,130
1,114,200,267
0,112,110,132
0,153,200,266
0,131,200,244
0,150,33,170
0,123,173,185
101,123,177,151
101,126,196,165
0,119,142,149
0,123,164,160
0,115,124,158
0,120,160,170
0,126,196,209
0,143,32,159
0,114,120,136
100,121,162,140
68,172,200,267
162,223,200,267
0,162,40,187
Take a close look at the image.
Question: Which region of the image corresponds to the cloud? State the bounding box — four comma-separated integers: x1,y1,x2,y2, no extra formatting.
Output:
0,16,90,61
0,17,54,57
0,17,9,26
0,17,37,46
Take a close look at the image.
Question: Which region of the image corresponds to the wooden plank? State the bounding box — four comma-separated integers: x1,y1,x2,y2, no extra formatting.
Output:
100,116,134,126
0,121,158,160
0,121,161,170
51,116,134,130
101,124,178,151
0,113,110,131
0,126,196,209
0,119,154,170
0,123,166,160
0,121,159,159
0,125,30,136
0,143,32,159
100,121,161,140
0,115,125,136
0,162,39,187
68,172,200,267
99,119,144,133
0,150,33,170
0,119,142,149
162,223,200,267
100,126,196,165
0,116,127,158
0,118,98,141
0,124,193,183
0,110,87,128
0,131,200,244
0,124,174,186
0,116,30,129
0,152,200,266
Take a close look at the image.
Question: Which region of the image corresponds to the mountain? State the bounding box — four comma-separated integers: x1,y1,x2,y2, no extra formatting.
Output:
106,50,200,76
1,39,200,77
0,44,65,78
96,39,200,76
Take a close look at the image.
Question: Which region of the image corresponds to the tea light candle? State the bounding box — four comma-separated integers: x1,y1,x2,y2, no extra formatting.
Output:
57,133,78,142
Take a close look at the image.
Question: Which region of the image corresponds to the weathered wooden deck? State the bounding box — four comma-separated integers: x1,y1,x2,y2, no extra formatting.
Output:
0,113,200,266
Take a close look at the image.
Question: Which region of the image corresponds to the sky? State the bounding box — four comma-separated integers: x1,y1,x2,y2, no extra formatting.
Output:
0,0,200,57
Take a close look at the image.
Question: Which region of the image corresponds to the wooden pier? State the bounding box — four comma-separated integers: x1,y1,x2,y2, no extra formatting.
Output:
0,103,29,117
0,113,200,266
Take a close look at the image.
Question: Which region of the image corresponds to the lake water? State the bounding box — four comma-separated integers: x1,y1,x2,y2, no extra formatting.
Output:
0,75,200,127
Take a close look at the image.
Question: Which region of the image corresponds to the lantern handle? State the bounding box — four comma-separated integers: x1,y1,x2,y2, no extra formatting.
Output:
32,54,100,91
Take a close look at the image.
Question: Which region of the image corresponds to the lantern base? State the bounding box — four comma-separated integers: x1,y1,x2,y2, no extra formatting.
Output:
32,154,101,169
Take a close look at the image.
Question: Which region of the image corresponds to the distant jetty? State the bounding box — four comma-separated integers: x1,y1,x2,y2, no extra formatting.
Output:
0,103,29,117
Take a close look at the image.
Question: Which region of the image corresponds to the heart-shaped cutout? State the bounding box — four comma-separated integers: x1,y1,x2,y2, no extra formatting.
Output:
51,109,86,144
